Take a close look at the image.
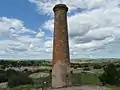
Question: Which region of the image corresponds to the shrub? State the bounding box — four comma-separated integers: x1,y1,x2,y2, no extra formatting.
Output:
6,69,17,77
0,70,7,83
8,72,33,88
116,64,120,68
99,63,120,85
83,67,90,71
1,65,6,69
93,64,102,69
74,66,78,69
81,63,89,68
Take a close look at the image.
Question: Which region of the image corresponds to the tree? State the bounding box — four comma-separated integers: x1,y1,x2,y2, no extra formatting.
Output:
93,64,102,69
8,72,33,88
83,67,90,71
99,63,120,85
0,70,7,83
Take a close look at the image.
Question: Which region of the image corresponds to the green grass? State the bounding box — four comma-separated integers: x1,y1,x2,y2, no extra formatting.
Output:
8,72,120,90
72,72,101,85
9,85,34,90
72,73,82,85
81,73,101,85
107,85,120,90
72,72,120,90
9,83,44,90
9,75,51,90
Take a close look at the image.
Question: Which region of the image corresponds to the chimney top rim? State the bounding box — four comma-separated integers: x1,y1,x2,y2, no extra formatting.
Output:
53,4,68,12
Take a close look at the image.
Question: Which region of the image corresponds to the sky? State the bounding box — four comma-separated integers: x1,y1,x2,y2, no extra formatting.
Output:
0,0,120,60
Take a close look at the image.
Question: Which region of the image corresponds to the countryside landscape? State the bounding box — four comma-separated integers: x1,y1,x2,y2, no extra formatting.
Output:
0,58,120,90
1,0,120,90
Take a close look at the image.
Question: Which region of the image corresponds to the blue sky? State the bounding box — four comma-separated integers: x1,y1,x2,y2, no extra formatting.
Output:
0,0,120,59
0,0,46,29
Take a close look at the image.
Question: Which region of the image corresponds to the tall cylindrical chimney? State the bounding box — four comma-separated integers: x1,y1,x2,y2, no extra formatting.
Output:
52,4,71,88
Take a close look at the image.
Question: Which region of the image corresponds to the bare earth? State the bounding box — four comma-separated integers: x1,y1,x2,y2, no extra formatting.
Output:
47,85,110,90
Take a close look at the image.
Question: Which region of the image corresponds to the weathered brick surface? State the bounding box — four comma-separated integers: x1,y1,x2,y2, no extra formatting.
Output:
52,4,71,89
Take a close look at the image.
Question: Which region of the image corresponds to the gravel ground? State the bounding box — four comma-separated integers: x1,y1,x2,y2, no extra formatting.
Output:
29,72,49,79
0,82,7,88
47,85,110,90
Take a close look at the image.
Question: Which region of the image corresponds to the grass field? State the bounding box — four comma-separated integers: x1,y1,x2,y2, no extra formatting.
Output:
107,86,120,90
9,72,120,90
72,72,100,85
72,72,120,90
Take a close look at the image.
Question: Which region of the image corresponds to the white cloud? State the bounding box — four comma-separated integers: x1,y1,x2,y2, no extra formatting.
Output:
28,0,120,15
36,29,45,37
0,17,53,59
28,0,87,15
43,19,54,32
36,32,45,37
0,17,36,39
38,0,120,58
1,0,120,59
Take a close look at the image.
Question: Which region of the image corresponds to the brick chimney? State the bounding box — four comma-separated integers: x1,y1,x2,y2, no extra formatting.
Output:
52,4,71,89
